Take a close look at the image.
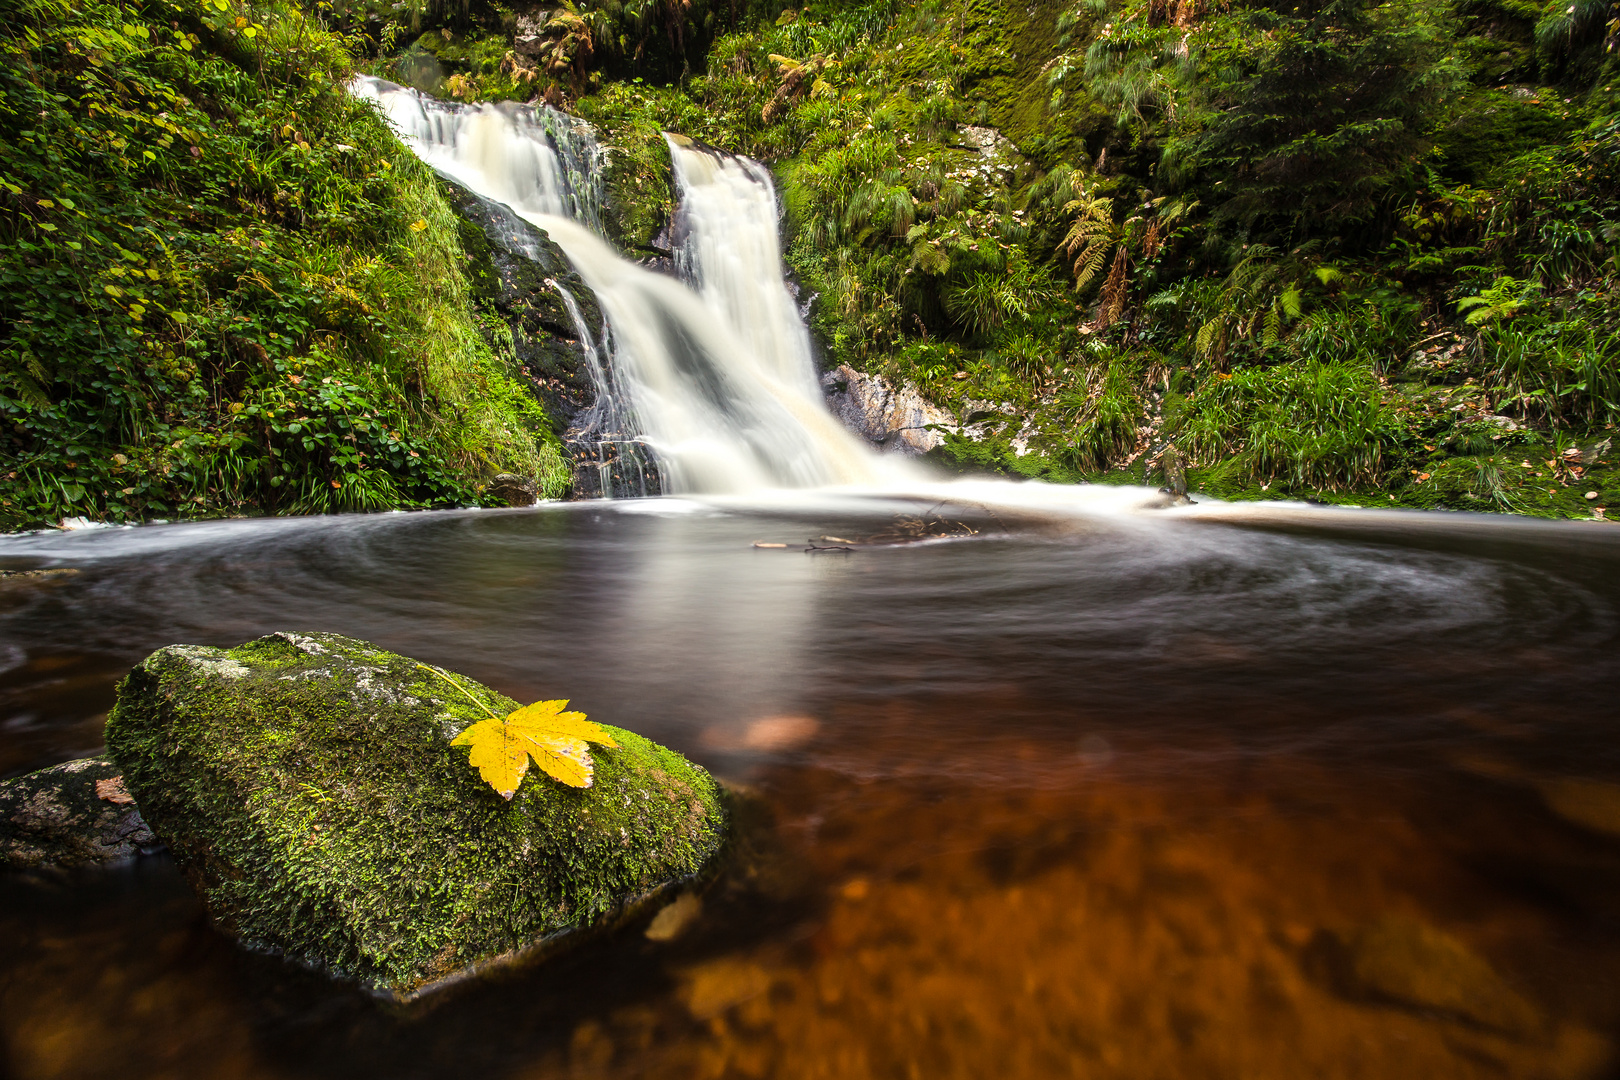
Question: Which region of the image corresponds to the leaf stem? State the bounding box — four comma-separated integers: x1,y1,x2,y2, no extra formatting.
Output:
416,663,501,720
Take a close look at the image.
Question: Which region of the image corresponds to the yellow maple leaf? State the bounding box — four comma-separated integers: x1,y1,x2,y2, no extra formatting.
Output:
452,700,619,797
422,665,618,798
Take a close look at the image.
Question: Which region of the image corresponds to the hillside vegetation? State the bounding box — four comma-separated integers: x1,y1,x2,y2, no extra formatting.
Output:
385,0,1620,516
0,0,567,532
3,0,1618,526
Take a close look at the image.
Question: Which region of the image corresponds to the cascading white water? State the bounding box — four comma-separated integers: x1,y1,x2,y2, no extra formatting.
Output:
353,77,912,494
533,214,906,492
666,136,824,405
548,278,656,497
350,77,604,231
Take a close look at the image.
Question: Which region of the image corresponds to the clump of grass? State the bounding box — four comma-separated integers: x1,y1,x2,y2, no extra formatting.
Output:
1174,362,1405,491
1057,351,1144,471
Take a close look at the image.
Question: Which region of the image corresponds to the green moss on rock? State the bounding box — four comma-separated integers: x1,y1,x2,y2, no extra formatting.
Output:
105,632,727,999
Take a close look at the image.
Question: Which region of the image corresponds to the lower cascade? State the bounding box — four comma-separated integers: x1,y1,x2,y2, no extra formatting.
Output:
353,76,916,496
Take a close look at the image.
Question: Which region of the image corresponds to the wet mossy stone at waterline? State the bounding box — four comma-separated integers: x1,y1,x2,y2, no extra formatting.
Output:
105,632,727,1000
0,756,158,871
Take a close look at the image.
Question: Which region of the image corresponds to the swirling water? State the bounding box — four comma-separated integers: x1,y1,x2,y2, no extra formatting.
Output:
3,500,1620,1078
8,73,1619,1080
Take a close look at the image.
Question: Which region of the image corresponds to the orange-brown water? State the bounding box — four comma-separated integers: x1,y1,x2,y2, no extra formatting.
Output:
3,503,1618,1079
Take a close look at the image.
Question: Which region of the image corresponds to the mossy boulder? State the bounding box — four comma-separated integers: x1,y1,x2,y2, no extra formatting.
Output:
105,632,727,1000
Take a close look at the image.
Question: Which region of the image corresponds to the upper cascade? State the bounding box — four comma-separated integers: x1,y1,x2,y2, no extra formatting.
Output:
350,76,604,233
353,78,912,495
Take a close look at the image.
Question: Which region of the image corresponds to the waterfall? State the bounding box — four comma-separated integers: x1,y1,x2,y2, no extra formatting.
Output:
350,76,603,232
353,77,910,495
548,278,656,498
666,135,824,406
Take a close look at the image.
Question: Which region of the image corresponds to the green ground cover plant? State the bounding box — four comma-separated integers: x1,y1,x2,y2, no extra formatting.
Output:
0,0,566,530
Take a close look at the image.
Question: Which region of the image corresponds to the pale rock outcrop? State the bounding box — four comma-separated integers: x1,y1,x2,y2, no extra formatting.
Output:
821,365,953,454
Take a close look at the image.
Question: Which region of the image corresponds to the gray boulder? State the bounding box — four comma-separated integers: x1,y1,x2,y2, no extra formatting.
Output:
1,756,158,870
821,363,952,454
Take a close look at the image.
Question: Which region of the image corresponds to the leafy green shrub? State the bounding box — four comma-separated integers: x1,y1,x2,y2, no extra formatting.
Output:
1081,0,1461,238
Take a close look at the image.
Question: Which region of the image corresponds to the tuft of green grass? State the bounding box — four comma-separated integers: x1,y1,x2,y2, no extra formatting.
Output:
1174,362,1405,492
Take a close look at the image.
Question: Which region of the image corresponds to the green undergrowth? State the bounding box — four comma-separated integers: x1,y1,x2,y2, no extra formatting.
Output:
0,0,567,532
9,0,1615,523
383,0,1620,519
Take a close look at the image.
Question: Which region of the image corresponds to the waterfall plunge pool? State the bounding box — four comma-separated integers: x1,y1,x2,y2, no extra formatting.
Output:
2,496,1619,1079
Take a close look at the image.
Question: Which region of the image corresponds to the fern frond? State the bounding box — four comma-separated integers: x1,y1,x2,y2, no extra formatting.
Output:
6,371,51,410
1072,240,1110,290
1279,283,1303,320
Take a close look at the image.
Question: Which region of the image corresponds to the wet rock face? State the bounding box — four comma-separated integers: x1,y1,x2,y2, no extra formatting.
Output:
106,632,727,1000
485,473,539,507
438,176,602,440
512,10,556,57
821,364,952,454
1,756,158,871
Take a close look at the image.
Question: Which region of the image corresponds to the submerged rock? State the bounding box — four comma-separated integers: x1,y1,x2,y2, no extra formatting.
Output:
1,756,158,871
106,632,727,1000
1309,916,1542,1035
1536,776,1620,839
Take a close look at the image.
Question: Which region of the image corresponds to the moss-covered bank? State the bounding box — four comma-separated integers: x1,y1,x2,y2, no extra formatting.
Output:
106,631,727,998
0,0,570,531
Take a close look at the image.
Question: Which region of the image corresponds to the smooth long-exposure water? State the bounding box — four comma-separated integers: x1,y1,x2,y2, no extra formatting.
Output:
3,498,1619,1079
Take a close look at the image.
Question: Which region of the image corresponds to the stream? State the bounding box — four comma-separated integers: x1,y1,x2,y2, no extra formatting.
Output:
3,499,1620,1078
4,77,1619,1080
